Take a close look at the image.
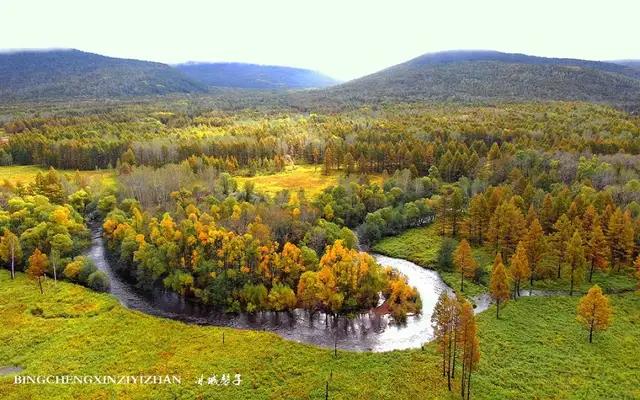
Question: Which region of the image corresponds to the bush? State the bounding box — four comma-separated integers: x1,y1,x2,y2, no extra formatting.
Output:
437,238,456,271
87,271,110,292
78,258,98,284
63,257,84,280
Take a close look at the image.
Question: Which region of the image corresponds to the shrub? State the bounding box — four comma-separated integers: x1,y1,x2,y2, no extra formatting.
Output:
87,271,110,292
78,258,98,284
63,257,84,280
437,238,456,271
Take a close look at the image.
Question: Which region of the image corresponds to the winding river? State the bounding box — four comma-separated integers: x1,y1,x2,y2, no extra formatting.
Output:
85,227,510,352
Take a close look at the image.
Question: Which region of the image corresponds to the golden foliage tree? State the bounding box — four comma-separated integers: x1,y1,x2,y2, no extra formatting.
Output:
577,285,612,343
551,214,574,279
606,208,635,272
490,257,510,318
464,194,489,244
454,239,477,292
565,231,586,296
523,217,546,291
586,221,609,282
487,200,526,260
509,241,530,298
27,248,48,294
459,300,480,400
431,292,461,391
634,255,640,290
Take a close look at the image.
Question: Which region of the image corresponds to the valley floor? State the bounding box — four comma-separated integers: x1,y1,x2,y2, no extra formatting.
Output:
373,225,639,298
1,270,638,399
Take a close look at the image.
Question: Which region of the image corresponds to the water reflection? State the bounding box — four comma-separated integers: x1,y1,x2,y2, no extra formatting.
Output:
86,229,458,352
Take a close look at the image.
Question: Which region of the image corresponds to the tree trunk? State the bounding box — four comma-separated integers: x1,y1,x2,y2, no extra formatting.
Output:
37,277,43,294
460,363,466,400
442,348,446,377
589,259,595,282
496,299,500,319
589,323,593,343
467,370,472,400
447,334,452,390
451,330,457,379
53,261,57,285
569,269,574,296
529,268,535,295
460,270,464,292
10,245,15,280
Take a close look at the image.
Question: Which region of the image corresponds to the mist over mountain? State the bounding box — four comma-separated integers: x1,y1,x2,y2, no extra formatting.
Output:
612,60,640,70
175,62,339,89
2,49,640,109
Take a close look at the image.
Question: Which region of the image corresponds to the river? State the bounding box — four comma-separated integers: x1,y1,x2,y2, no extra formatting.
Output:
85,227,538,352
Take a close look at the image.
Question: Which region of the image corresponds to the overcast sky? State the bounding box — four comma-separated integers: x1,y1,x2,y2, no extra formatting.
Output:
1,0,639,81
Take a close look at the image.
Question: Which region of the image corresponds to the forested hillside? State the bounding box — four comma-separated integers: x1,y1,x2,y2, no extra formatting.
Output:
614,60,640,69
175,62,339,89
0,49,205,100
318,50,640,107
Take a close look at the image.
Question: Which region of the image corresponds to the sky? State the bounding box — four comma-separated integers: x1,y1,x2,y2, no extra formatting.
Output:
1,0,639,81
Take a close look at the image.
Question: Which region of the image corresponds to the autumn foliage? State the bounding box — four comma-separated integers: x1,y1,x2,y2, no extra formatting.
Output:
577,285,612,343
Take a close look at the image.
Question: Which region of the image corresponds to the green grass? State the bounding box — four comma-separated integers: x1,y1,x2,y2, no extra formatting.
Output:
372,225,638,298
373,225,493,297
0,165,115,188
0,271,449,400
1,271,638,399
475,294,640,399
373,225,443,267
531,270,638,295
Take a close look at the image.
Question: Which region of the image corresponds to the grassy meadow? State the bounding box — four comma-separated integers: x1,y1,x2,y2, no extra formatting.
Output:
372,224,638,298
235,165,383,198
0,165,115,188
1,271,638,399
373,225,493,297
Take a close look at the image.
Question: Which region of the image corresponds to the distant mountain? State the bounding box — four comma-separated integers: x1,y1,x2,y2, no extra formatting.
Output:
319,50,640,105
612,60,640,70
0,49,204,101
175,62,339,89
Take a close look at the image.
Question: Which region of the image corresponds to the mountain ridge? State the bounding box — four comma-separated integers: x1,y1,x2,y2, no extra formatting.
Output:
0,49,205,100
175,62,339,89
318,50,640,106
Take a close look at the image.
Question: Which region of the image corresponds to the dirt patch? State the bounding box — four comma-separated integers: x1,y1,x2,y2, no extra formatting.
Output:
0,366,24,376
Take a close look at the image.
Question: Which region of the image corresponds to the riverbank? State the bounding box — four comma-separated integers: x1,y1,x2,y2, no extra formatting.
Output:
373,225,492,297
373,224,639,297
2,270,638,399
85,223,453,351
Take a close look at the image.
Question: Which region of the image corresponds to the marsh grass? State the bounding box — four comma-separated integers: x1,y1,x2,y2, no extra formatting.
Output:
235,165,383,198
1,271,638,399
0,165,115,188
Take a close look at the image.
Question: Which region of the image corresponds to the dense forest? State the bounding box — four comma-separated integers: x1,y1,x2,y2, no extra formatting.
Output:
1,99,639,399
3,49,640,113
